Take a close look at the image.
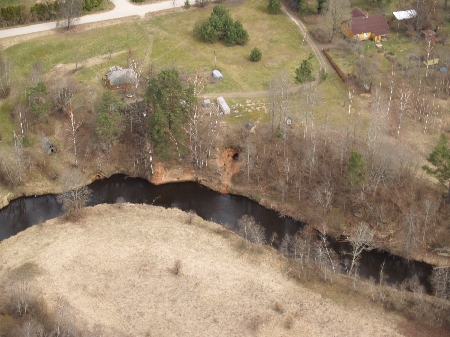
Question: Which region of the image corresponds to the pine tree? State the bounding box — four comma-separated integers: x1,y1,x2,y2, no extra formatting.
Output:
348,150,366,188
268,0,281,14
146,69,193,158
250,47,262,62
295,59,314,83
95,90,123,149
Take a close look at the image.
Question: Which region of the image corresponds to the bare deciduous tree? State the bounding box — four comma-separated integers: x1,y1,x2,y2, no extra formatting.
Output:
403,209,419,259
56,169,91,220
269,72,291,135
431,267,450,301
237,215,266,245
58,0,82,30
66,106,82,168
344,222,375,275
325,0,351,40
396,85,412,139
52,77,77,114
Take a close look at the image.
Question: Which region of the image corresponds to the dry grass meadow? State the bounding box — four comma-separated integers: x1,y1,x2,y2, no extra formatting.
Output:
0,204,412,336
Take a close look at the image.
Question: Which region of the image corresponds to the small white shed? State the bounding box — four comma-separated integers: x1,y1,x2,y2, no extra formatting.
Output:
212,70,223,80
217,96,230,114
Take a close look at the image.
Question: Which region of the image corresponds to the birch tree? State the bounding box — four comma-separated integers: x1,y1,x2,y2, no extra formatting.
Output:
237,215,266,245
57,169,91,219
344,222,375,275
396,85,412,139
66,106,82,168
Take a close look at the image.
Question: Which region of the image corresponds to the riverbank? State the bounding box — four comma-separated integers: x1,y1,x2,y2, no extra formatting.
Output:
1,157,449,268
0,203,410,336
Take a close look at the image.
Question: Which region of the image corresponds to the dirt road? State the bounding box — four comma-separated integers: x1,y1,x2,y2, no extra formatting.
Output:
0,0,185,39
282,5,328,73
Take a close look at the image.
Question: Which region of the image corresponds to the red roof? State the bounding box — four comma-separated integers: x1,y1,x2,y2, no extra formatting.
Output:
351,8,366,18
350,14,389,36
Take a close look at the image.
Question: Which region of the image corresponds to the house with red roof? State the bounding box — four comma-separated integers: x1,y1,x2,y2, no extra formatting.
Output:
341,8,389,42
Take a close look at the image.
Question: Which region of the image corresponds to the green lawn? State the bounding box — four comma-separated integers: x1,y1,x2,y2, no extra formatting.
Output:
2,0,348,129
4,0,318,93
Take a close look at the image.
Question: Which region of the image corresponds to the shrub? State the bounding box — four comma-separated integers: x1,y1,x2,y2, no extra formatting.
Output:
169,260,182,275
184,0,191,8
319,68,328,82
249,47,262,62
185,210,196,224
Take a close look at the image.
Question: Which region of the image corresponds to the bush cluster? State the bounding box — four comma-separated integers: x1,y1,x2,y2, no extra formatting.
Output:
82,0,103,11
0,0,102,27
30,2,61,22
194,5,249,46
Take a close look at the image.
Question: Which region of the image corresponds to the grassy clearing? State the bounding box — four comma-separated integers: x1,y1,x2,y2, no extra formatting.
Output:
5,22,150,84
1,0,348,132
4,0,319,93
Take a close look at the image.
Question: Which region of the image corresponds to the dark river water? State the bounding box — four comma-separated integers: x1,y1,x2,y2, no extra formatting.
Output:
0,174,433,292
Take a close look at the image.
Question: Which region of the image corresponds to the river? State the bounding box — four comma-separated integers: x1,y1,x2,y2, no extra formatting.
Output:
0,174,433,291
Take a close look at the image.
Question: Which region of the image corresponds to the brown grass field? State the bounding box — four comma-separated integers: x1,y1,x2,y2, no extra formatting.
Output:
0,204,414,336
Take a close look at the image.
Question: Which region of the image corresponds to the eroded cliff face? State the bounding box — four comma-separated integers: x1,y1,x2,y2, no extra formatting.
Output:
150,163,196,185
217,148,241,193
148,148,241,194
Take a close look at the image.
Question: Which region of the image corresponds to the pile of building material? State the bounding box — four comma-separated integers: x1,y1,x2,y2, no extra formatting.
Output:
217,96,230,114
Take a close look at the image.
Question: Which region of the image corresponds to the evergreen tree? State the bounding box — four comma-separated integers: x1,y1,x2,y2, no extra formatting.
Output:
295,53,315,83
95,90,123,148
422,133,450,199
194,5,248,46
28,81,51,122
146,69,193,158
250,47,262,62
268,0,281,14
234,20,249,45
348,150,366,188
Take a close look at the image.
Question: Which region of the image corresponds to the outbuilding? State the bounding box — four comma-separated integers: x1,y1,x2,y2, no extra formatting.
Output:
393,10,417,21
212,70,223,80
